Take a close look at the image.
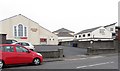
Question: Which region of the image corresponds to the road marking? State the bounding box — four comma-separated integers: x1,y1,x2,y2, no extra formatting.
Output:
65,56,104,61
89,56,103,58
65,58,86,61
76,61,114,69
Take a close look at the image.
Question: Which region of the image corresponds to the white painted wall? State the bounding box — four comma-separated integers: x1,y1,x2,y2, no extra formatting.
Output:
105,25,116,33
0,15,58,45
92,27,112,38
58,37,74,42
74,27,112,41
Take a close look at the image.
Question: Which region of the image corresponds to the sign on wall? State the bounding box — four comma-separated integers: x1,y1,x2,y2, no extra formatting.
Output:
31,28,38,32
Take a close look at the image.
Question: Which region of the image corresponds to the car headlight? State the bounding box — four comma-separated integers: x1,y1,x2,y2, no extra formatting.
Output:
37,53,42,56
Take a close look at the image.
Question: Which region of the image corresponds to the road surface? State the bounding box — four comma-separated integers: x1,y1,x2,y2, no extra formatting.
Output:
4,53,118,69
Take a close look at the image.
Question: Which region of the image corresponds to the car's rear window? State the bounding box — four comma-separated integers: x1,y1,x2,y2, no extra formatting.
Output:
0,46,14,52
0,46,3,51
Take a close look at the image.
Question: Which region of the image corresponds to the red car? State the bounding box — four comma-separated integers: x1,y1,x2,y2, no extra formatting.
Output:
0,44,43,68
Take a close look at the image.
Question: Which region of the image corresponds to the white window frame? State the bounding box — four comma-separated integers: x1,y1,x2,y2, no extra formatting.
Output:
13,23,28,37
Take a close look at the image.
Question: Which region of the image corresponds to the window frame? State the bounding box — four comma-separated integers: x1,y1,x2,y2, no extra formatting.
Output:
13,23,28,37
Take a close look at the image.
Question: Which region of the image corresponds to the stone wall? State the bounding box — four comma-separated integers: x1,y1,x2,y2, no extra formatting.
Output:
60,40,119,54
61,40,116,49
37,48,63,58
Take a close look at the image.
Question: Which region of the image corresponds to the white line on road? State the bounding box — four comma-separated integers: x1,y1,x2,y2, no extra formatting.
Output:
89,56,104,59
76,61,114,69
65,56,104,61
65,58,86,61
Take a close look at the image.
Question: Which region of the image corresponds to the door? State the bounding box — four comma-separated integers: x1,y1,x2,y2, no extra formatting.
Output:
15,45,33,64
2,46,17,64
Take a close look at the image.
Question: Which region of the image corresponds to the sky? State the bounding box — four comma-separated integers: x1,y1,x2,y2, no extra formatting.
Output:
0,0,119,33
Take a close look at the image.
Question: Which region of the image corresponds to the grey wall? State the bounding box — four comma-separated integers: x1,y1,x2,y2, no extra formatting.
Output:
0,34,6,44
60,40,117,49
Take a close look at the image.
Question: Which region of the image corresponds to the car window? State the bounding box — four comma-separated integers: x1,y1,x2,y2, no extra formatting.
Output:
12,40,17,43
21,43,29,46
6,40,12,44
0,46,3,51
16,46,28,52
4,46,14,52
16,43,21,45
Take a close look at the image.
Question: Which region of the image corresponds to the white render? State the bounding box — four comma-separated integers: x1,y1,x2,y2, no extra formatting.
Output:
58,37,74,42
74,26,113,41
91,27,112,38
0,14,58,45
104,24,116,33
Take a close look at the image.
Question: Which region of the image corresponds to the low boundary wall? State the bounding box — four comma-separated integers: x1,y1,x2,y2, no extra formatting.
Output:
37,48,63,58
87,47,117,55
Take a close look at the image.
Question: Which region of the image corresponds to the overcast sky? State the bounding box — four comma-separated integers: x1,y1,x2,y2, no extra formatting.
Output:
0,0,119,33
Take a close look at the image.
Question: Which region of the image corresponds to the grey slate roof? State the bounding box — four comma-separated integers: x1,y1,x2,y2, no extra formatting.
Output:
53,28,74,33
57,32,74,37
76,26,101,35
104,22,117,27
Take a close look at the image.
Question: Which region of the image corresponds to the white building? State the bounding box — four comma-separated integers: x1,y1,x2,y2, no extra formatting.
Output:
53,28,74,42
74,23,117,41
0,14,58,45
104,23,117,39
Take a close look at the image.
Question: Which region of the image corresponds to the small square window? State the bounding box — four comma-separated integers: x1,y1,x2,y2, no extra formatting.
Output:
110,28,113,31
79,35,81,37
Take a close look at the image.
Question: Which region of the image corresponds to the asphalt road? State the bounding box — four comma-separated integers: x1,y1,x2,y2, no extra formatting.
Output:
4,53,118,69
34,45,87,57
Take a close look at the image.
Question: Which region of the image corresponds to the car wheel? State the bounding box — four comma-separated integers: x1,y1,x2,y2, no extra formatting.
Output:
0,60,3,68
33,58,40,65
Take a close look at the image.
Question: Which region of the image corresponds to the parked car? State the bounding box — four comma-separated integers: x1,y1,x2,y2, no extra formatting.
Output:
12,42,35,51
6,39,17,44
0,44,43,68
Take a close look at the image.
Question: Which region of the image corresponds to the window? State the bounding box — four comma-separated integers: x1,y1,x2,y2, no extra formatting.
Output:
75,36,77,38
24,27,27,36
88,34,90,37
40,38,47,42
0,46,3,51
21,43,29,46
14,26,17,36
99,29,105,35
16,46,28,52
79,35,81,38
18,24,23,36
13,24,27,37
110,28,113,31
83,34,85,37
4,46,14,52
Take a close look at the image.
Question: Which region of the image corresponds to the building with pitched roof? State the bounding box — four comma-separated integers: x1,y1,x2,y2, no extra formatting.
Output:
53,28,74,42
0,14,58,45
74,23,116,41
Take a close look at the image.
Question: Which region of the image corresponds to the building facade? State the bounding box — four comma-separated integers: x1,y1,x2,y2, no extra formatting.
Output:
0,14,58,45
74,23,117,41
53,28,74,42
